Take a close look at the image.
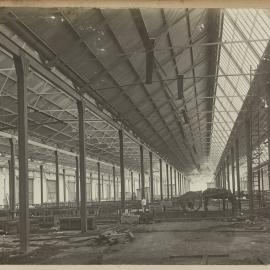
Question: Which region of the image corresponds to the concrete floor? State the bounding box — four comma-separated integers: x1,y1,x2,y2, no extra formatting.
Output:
1,218,270,265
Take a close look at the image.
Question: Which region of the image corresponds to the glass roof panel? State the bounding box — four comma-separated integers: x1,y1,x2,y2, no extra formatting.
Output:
210,9,270,166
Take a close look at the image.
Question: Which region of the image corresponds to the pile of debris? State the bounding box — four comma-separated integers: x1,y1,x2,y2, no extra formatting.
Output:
97,229,135,245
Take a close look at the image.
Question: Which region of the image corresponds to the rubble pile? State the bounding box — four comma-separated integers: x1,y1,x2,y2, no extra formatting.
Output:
97,229,135,245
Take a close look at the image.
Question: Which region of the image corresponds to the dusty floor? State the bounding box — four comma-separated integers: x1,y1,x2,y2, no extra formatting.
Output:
1,218,270,265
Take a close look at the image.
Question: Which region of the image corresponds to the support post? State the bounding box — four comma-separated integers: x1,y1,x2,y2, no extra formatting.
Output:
231,147,236,195
267,88,270,192
178,172,180,196
131,171,134,200
97,162,101,203
102,175,104,200
75,156,80,208
14,53,29,253
9,138,15,213
90,173,93,202
235,139,241,209
166,164,169,198
174,169,177,196
116,177,119,200
40,165,43,205
63,169,66,203
245,118,254,219
180,174,182,195
113,166,116,201
170,166,173,198
149,151,154,202
226,155,231,191
108,174,111,201
140,145,145,199
159,159,163,200
119,130,125,210
55,151,59,207
77,100,87,232
222,162,226,189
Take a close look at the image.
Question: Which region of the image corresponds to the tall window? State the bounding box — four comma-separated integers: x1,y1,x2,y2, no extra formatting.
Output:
66,181,76,202
46,179,56,202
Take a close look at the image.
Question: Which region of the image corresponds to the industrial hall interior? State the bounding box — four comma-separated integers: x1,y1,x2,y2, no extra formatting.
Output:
1,5,270,265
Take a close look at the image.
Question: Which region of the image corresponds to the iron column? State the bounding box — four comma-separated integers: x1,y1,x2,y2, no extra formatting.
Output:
149,151,154,202
55,150,59,207
9,138,15,212
166,164,169,198
131,171,134,200
75,156,80,208
140,145,145,199
174,169,177,196
226,155,231,191
15,53,29,253
159,159,163,200
63,169,66,203
97,162,101,203
40,165,43,205
231,146,236,195
119,130,126,210
113,166,116,201
235,139,241,209
245,118,254,219
170,166,173,198
77,100,87,232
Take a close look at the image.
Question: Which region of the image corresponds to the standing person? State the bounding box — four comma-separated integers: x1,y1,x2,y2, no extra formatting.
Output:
141,198,147,212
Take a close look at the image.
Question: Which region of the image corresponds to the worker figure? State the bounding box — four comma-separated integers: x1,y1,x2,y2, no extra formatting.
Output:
141,198,147,212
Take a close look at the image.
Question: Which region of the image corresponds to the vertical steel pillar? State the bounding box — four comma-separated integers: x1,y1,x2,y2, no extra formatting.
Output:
222,162,226,189
75,156,80,208
235,139,241,209
119,130,126,210
149,151,154,202
116,177,119,200
231,147,236,195
9,138,15,212
166,164,169,198
90,173,92,202
131,171,134,200
113,166,116,201
180,174,182,195
77,100,87,232
245,118,254,219
177,172,179,195
97,162,101,203
226,155,231,191
101,175,104,200
170,166,173,198
183,176,185,194
108,174,111,201
267,89,270,191
159,159,163,200
140,145,145,199
261,168,265,206
138,173,141,189
63,168,66,203
174,169,177,196
178,172,180,195
15,53,29,253
40,165,43,205
55,151,59,207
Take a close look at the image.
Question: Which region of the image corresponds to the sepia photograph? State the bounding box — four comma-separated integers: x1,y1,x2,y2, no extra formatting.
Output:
0,0,270,266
